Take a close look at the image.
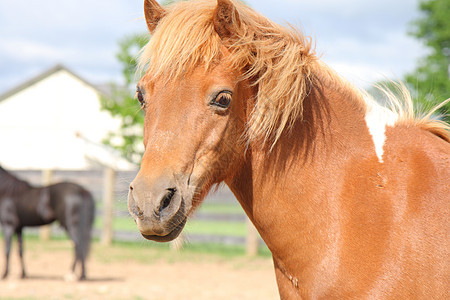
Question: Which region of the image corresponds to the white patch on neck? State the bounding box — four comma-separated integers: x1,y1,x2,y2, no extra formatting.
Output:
363,97,398,163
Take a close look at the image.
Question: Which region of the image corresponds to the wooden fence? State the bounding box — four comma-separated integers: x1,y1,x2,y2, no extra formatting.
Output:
10,169,263,255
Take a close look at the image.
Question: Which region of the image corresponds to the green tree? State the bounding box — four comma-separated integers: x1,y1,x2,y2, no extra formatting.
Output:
406,0,450,121
101,33,149,164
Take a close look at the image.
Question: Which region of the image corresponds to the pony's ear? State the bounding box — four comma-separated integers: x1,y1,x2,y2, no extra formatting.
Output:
213,0,241,42
144,0,166,34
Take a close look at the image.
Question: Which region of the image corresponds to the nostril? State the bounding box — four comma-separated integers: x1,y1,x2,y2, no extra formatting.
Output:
129,185,134,191
160,188,176,214
134,204,144,220
137,207,144,219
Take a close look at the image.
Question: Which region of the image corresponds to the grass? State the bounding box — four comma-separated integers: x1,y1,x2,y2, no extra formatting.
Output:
94,200,247,237
185,220,246,237
94,215,136,232
94,217,247,237
3,235,271,263
97,199,244,215
196,202,244,214
106,238,271,261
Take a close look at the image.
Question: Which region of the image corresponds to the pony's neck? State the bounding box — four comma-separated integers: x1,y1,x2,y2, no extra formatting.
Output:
227,67,376,293
231,62,371,215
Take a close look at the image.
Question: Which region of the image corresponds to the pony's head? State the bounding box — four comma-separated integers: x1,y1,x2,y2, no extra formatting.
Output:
128,0,314,241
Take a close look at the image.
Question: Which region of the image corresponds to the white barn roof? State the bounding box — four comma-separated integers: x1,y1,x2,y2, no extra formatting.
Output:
0,65,136,171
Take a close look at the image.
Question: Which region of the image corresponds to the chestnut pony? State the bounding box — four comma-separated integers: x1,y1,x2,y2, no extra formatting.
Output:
128,0,449,298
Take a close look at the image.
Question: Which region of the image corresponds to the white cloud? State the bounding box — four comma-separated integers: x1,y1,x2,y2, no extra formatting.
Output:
0,39,64,62
327,61,388,88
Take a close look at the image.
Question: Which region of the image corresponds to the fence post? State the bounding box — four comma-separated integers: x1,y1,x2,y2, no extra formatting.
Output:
101,167,115,246
40,169,53,241
246,217,259,256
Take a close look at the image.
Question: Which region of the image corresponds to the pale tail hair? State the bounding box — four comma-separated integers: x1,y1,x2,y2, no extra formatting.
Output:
370,82,450,142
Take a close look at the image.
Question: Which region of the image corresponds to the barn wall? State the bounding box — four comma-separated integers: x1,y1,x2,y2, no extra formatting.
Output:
0,69,132,170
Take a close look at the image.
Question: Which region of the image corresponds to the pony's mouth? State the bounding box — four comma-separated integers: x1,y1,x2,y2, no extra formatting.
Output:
128,173,202,243
141,217,187,242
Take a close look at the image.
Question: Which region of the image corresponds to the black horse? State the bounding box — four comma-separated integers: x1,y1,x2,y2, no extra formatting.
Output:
0,166,95,280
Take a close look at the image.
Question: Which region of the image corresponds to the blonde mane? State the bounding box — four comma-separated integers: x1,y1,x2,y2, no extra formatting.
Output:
139,0,449,145
139,0,316,146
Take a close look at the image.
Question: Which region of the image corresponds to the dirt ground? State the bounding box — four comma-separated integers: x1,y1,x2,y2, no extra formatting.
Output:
0,240,279,300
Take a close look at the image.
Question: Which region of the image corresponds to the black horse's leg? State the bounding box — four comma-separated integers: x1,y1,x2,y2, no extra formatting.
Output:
79,251,86,280
17,228,26,278
71,252,77,273
71,244,79,280
2,226,13,279
73,241,86,280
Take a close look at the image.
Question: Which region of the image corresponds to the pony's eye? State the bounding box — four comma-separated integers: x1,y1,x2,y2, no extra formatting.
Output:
136,87,145,107
211,91,232,109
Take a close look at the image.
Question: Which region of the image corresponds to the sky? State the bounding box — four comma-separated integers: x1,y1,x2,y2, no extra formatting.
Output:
0,0,426,95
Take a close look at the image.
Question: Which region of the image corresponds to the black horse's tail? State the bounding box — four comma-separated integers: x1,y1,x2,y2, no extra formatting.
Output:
78,189,95,262
63,184,95,280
